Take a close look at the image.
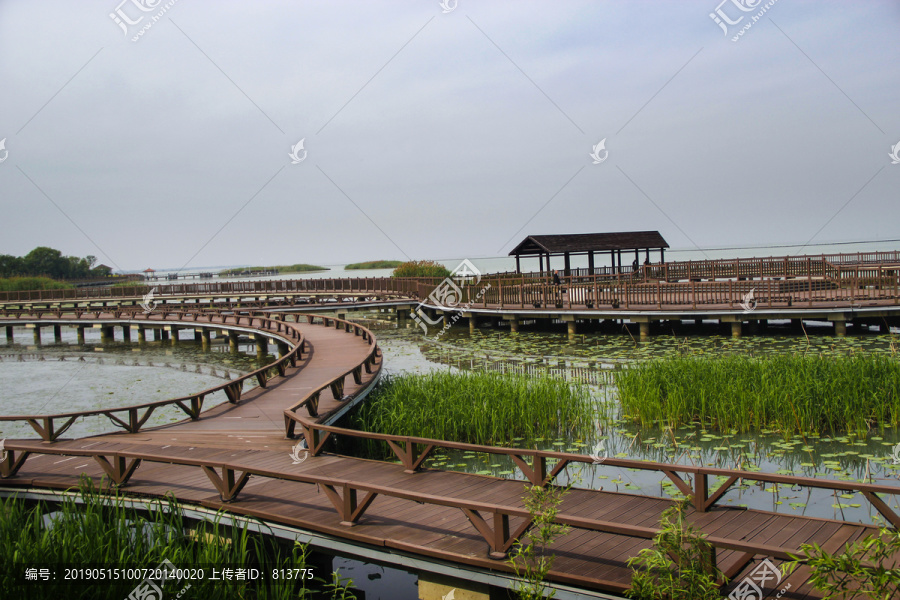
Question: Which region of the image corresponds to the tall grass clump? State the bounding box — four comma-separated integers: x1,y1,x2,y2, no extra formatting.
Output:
615,354,900,436
0,276,73,291
0,478,349,599
349,371,595,454
390,260,450,278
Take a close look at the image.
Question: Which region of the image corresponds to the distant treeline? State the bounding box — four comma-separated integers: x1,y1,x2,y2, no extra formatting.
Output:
218,263,328,276
0,247,112,279
345,260,403,270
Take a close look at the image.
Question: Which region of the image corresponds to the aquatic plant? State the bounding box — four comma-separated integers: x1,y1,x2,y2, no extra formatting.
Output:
0,477,349,599
784,527,900,599
348,371,595,451
507,484,572,600
615,354,900,436
626,499,724,600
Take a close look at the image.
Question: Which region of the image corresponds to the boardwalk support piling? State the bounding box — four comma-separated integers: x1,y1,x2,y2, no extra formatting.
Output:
202,466,251,502
94,454,141,487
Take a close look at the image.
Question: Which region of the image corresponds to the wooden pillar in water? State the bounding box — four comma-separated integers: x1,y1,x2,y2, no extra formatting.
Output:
53,325,62,343
122,325,131,342
5,326,12,342
33,326,41,345
254,334,267,357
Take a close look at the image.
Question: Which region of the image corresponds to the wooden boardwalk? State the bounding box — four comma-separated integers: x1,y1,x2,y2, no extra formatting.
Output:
1,312,897,599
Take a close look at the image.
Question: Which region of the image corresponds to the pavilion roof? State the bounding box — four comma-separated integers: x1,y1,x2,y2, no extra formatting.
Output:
508,231,669,256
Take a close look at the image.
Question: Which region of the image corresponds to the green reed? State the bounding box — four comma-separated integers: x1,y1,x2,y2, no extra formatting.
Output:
348,371,595,454
0,478,349,599
615,354,900,436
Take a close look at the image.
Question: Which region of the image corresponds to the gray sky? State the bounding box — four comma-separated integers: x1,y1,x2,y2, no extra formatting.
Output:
1,0,898,272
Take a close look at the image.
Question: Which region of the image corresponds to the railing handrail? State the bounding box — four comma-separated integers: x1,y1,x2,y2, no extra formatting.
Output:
1,439,862,565
0,310,375,442
283,413,900,525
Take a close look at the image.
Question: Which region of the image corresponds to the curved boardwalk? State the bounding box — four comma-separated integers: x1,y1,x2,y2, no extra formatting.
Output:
1,313,896,599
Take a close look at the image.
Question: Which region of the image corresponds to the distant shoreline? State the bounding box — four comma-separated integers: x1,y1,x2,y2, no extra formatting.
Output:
217,264,329,276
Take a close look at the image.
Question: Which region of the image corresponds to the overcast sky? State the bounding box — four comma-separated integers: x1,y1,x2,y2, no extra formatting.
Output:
0,0,897,272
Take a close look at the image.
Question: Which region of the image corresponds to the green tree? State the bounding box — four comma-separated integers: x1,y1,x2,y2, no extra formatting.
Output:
23,246,66,278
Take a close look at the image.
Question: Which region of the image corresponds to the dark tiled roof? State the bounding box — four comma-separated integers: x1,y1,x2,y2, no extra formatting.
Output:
509,231,669,255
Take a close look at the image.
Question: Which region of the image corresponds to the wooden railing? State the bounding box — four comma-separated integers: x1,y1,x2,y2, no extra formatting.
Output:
282,415,900,530
0,310,310,441
282,314,381,431
0,438,886,575
415,267,900,311
0,277,434,303
3,249,899,312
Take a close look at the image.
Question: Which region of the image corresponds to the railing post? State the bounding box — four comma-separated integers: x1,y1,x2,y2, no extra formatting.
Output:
694,472,708,512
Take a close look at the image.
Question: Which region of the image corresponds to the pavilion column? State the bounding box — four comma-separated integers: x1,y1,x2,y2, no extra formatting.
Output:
539,254,544,275
661,248,665,263
588,252,594,274
515,255,520,274
617,250,622,273
564,252,571,276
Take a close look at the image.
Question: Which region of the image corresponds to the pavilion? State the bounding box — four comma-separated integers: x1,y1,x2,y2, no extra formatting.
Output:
508,231,669,275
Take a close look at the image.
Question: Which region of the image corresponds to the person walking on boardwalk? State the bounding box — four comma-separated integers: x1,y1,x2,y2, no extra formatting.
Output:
552,270,561,287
